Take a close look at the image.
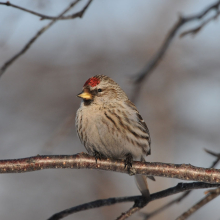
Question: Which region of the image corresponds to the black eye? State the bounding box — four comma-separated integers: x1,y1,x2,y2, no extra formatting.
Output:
97,89,102,92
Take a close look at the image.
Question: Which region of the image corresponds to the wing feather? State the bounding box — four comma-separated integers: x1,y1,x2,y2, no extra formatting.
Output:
124,99,151,155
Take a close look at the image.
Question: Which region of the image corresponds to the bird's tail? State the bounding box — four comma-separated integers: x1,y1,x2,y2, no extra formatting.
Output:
134,156,155,198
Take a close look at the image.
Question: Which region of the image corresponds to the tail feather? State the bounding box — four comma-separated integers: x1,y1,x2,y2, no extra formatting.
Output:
135,175,150,198
134,156,155,198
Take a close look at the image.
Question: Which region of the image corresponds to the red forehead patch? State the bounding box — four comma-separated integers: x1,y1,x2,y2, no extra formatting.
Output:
83,77,100,87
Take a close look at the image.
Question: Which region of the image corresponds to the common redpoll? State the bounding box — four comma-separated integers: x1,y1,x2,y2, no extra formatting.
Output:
76,75,152,197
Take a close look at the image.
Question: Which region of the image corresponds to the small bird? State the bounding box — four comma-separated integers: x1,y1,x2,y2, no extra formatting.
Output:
75,75,152,197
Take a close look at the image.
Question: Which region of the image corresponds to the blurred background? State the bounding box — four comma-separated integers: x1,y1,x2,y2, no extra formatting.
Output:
0,0,220,219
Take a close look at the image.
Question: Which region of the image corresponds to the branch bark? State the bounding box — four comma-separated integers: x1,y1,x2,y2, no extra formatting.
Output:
0,0,92,77
0,0,92,20
116,206,141,220
0,153,220,184
176,187,220,220
132,0,220,90
47,182,220,220
141,149,220,219
141,191,191,220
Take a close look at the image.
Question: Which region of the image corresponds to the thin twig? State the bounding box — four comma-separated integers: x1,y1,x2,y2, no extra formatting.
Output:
205,149,220,168
48,196,142,220
0,153,220,184
0,0,92,77
47,182,220,220
141,191,191,220
176,187,220,220
141,149,220,219
42,0,92,20
132,0,220,84
0,0,92,20
0,1,63,19
180,11,220,37
116,206,141,220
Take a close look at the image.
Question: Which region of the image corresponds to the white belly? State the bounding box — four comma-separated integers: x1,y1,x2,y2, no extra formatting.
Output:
76,105,143,159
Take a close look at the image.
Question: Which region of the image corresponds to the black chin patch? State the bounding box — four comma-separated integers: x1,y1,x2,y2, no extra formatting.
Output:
83,99,93,106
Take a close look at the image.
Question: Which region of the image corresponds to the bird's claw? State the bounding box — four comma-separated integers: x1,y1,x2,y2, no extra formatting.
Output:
124,153,133,170
93,151,105,163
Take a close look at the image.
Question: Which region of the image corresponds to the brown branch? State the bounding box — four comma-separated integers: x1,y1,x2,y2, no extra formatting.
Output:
116,206,141,220
0,0,92,77
0,153,220,184
42,0,93,20
180,11,220,37
133,0,220,84
47,182,220,220
0,0,92,20
48,196,142,220
141,191,191,220
176,187,220,220
141,149,220,219
0,1,62,19
205,148,220,168
174,151,220,220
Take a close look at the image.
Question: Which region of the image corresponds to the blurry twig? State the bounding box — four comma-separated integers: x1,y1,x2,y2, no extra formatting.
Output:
180,10,220,37
0,0,92,20
131,0,220,102
141,149,220,219
47,182,219,220
141,191,191,220
205,148,220,168
116,206,142,220
0,0,92,77
176,187,220,220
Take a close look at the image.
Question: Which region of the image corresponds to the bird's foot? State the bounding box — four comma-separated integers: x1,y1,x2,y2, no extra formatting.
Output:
124,153,133,171
93,150,105,163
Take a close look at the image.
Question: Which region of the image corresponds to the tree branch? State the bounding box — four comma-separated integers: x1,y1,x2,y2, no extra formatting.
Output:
180,10,220,37
0,0,92,20
47,182,220,220
205,148,220,168
0,0,92,77
132,0,220,84
141,149,220,219
0,153,220,184
116,206,141,220
141,191,191,220
176,187,220,220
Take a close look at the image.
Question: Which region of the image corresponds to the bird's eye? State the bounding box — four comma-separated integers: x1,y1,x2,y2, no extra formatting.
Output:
97,89,102,92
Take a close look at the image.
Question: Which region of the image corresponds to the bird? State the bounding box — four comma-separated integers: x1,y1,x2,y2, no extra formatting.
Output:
75,75,153,197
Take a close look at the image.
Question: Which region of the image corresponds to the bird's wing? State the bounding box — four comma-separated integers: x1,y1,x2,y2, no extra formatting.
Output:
124,99,151,155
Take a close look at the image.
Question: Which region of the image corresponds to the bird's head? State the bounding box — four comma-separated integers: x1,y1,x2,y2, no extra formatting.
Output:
77,75,127,105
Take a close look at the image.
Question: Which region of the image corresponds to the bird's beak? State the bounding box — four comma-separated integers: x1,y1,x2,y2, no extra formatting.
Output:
77,91,92,100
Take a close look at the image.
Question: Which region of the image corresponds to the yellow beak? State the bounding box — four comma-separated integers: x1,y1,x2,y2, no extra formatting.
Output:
77,91,92,100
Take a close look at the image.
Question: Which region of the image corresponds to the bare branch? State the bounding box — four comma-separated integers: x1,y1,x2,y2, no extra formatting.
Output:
0,153,220,184
47,182,219,220
180,11,220,37
141,149,220,219
176,187,220,220
205,148,220,158
133,0,220,84
42,0,93,20
0,0,92,20
116,206,141,220
0,0,92,77
48,196,142,220
141,191,191,220
0,1,62,19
